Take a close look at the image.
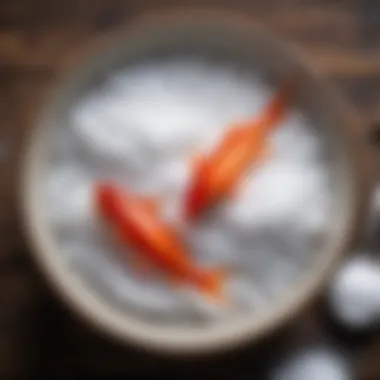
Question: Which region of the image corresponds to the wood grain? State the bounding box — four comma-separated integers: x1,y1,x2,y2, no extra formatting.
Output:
0,0,379,377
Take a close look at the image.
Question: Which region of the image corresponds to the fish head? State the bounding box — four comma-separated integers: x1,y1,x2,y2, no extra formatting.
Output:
95,183,153,247
94,183,132,221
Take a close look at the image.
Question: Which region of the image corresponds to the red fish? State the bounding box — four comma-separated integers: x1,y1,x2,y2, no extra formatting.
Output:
185,82,295,221
95,183,226,301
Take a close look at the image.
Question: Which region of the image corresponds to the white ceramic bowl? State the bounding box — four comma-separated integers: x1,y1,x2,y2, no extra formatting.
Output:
20,9,369,355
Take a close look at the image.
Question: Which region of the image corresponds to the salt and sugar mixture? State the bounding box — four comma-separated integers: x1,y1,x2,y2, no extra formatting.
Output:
43,58,331,324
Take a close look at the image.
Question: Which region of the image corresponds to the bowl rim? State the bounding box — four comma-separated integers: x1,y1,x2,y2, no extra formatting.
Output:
19,7,370,355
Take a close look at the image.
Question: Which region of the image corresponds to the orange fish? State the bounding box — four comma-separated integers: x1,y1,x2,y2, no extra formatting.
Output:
95,183,226,301
185,81,295,221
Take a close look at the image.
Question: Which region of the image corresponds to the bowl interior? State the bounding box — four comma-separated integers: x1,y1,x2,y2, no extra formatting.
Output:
23,11,361,354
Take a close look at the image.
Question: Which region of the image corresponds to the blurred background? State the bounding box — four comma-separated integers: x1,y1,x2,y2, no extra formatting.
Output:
1,0,380,378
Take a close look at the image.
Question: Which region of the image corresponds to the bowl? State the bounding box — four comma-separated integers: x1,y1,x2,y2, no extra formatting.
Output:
20,8,369,355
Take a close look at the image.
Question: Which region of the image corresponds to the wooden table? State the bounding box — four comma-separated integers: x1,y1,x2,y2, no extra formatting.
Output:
1,0,380,377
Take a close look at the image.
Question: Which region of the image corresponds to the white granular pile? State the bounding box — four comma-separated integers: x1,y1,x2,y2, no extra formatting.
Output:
329,255,380,329
43,59,331,323
273,347,352,380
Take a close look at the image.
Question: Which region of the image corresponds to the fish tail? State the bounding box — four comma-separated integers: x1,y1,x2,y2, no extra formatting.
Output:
199,268,227,303
260,79,296,130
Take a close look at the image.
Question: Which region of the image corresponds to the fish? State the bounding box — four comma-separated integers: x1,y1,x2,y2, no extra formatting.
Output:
95,182,227,302
184,81,295,221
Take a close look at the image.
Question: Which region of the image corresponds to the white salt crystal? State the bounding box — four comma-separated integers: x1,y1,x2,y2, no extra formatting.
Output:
224,160,328,236
227,277,268,310
66,239,188,315
187,224,238,265
45,58,331,319
180,288,233,321
272,111,321,163
45,165,93,231
241,245,299,299
72,96,152,173
129,101,209,153
158,159,190,195
52,128,77,163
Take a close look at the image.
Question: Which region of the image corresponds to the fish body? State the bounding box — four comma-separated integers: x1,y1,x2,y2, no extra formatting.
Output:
95,183,225,300
185,82,294,220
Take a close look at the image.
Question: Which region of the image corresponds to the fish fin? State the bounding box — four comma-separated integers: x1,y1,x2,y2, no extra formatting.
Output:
258,142,272,163
141,197,159,214
256,142,271,161
191,153,202,167
191,154,209,181
192,154,211,173
229,143,272,198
